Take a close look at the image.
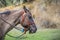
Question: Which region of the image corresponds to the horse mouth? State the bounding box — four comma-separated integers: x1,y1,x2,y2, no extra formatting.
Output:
22,22,37,34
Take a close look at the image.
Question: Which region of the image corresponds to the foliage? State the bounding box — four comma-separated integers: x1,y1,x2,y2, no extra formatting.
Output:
0,0,34,8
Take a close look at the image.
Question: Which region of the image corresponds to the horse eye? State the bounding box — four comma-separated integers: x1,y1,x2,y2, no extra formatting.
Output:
29,16,32,19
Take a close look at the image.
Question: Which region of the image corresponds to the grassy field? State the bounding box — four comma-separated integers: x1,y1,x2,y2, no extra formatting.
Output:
5,29,60,40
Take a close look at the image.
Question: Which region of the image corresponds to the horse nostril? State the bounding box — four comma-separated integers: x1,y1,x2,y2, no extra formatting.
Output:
29,24,37,34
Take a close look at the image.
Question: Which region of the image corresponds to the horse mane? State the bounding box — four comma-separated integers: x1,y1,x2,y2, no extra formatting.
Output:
0,10,11,15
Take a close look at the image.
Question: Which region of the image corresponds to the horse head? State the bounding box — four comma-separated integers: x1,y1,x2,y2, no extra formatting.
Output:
20,6,37,34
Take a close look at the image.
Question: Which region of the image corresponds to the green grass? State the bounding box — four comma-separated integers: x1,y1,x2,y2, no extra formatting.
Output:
5,29,60,40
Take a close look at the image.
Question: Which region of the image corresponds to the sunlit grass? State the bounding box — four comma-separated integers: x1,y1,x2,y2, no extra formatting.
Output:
5,29,60,40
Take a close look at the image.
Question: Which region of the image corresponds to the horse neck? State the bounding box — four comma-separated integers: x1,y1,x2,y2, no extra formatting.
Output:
0,9,23,37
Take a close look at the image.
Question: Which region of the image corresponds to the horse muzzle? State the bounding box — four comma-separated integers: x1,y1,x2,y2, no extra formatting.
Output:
29,24,37,34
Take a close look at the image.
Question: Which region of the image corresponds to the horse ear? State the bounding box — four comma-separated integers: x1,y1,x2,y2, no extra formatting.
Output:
23,6,26,9
23,6,27,13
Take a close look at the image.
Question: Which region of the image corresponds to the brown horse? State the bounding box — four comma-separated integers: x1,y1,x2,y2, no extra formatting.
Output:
0,6,37,40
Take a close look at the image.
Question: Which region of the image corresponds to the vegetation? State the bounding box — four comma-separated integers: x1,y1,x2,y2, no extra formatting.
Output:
0,0,34,8
5,29,60,40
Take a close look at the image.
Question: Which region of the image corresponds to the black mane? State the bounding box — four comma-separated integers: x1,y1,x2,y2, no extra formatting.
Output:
0,10,11,15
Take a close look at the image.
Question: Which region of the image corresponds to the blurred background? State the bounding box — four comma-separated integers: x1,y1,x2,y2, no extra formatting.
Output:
0,0,60,29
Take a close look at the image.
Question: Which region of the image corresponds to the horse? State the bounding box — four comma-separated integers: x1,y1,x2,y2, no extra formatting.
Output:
0,6,37,40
